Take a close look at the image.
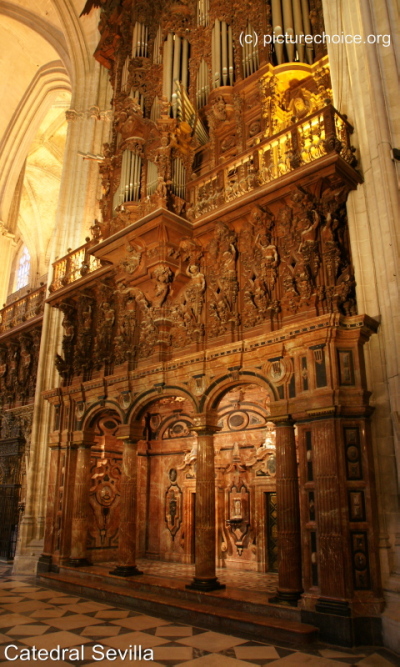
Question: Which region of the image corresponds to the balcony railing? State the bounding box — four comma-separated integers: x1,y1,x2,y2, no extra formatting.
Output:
49,242,102,292
187,104,356,220
0,285,46,335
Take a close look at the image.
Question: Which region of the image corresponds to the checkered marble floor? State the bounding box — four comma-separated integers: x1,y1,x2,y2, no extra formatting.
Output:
0,563,399,667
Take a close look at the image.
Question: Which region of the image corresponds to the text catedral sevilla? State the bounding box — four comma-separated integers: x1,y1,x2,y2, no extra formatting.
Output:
3,644,153,662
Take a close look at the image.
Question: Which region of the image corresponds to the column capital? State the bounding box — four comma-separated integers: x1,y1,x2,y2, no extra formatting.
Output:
116,423,143,442
269,415,294,428
70,432,96,448
191,412,221,436
69,441,95,450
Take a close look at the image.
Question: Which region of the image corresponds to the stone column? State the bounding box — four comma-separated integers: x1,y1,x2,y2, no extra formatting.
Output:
273,416,302,605
110,425,143,577
0,223,16,306
187,413,225,592
68,441,93,567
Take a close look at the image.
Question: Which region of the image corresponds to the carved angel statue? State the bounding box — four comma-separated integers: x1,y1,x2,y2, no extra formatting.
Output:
153,265,173,307
184,264,206,319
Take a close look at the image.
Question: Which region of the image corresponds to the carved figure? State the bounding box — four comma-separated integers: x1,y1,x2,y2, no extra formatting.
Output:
153,265,173,307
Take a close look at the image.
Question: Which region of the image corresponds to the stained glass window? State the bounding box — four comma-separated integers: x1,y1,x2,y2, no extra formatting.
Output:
16,246,30,290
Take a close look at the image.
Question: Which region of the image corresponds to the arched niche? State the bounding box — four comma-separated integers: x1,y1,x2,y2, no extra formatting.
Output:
211,383,278,574
84,409,123,564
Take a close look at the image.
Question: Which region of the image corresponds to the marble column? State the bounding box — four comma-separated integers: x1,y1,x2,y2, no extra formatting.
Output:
110,429,143,577
312,418,348,614
187,414,225,592
68,441,92,567
273,416,302,605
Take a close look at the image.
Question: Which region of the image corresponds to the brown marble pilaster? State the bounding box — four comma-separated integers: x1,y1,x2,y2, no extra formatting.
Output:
272,416,302,605
187,413,225,592
312,417,349,615
68,441,92,566
110,425,143,577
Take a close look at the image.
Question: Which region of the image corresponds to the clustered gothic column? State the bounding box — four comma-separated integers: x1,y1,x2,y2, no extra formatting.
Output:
110,425,143,577
68,439,94,567
0,223,16,305
273,416,302,605
187,413,225,592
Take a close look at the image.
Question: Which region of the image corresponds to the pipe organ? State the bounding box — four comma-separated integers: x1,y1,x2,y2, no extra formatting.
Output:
242,22,259,78
163,34,190,118
113,150,142,208
212,19,234,88
271,0,313,64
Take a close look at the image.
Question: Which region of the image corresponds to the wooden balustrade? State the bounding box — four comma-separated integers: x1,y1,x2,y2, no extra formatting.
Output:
0,285,46,335
187,104,355,220
49,242,102,293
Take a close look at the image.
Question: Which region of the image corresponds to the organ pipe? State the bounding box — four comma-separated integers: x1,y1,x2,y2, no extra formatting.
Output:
150,96,161,121
163,34,190,117
132,22,148,57
172,35,182,117
197,0,209,26
221,21,228,85
172,158,186,199
242,22,259,78
181,38,189,90
196,59,209,109
292,0,305,61
301,0,314,63
228,26,234,84
212,20,234,88
271,0,313,64
146,161,158,195
162,34,173,101
153,25,162,64
121,57,130,92
271,0,284,64
215,20,221,88
282,0,295,61
113,151,142,209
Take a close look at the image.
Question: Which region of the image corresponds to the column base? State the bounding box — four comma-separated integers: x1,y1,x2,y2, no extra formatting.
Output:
269,589,302,607
37,555,52,573
315,598,351,617
68,558,92,568
186,577,225,592
109,565,143,577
